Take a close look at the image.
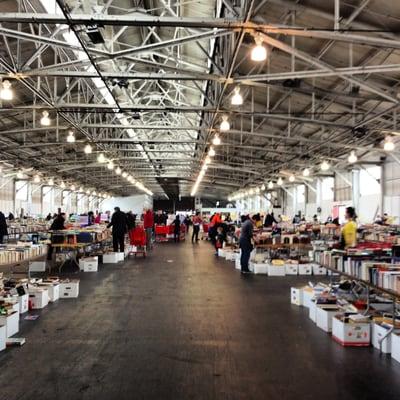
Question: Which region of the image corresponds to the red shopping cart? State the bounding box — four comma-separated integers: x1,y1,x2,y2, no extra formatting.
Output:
128,226,147,257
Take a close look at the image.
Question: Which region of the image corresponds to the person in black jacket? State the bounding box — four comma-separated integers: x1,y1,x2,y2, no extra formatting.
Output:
107,207,128,252
0,211,8,244
172,215,181,243
264,212,278,227
48,213,66,260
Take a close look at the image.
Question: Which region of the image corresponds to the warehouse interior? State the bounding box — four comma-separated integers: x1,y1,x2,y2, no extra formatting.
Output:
1,1,400,399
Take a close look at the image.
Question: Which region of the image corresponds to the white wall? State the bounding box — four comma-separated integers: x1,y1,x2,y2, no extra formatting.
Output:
102,194,153,215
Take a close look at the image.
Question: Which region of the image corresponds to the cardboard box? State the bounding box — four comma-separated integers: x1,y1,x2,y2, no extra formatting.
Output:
299,264,312,275
103,253,120,264
268,264,286,277
59,280,79,298
0,311,19,337
312,264,327,276
29,288,49,309
253,263,268,274
0,324,5,351
316,306,340,332
372,322,394,353
291,287,303,306
391,332,400,364
332,315,370,346
303,289,314,309
39,283,60,302
29,261,46,272
18,293,29,314
309,300,317,323
285,264,298,275
79,257,99,272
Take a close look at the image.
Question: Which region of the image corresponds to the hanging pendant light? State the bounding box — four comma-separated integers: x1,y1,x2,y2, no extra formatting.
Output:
251,34,267,62
320,160,330,171
348,151,358,163
261,184,266,191
60,181,66,189
84,144,92,154
231,87,243,105
48,178,54,186
212,135,221,145
16,170,24,179
0,80,13,100
384,136,395,151
33,174,41,183
97,153,106,163
115,166,122,175
107,160,114,170
277,177,283,186
40,111,51,126
70,184,76,191
208,147,216,157
289,174,295,182
220,115,230,132
268,181,274,189
66,130,75,143
122,171,128,178
302,168,310,177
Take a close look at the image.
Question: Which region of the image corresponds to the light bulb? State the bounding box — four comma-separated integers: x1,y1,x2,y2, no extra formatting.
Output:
289,175,295,182
277,177,283,186
320,160,330,171
92,191,97,195
115,166,122,175
70,184,76,191
107,161,114,170
84,144,92,154
48,178,54,186
60,181,66,189
79,187,83,192
261,184,266,191
33,174,41,183
268,181,274,189
122,172,128,178
208,147,216,157
249,189,254,195
348,151,358,163
97,153,106,163
212,135,221,145
255,187,260,194
384,136,395,151
220,115,230,131
86,190,91,195
231,87,243,105
205,156,211,164
66,130,75,143
16,170,24,179
0,80,13,100
251,35,267,62
40,111,50,126
303,168,310,177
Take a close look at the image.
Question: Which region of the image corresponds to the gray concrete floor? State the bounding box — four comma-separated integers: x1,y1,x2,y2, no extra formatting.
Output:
0,237,400,400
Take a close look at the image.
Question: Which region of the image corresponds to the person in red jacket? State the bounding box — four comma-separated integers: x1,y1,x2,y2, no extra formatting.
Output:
143,208,154,251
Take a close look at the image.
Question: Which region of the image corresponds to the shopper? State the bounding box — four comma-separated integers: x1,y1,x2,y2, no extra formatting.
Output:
254,213,263,228
191,211,202,243
0,211,8,244
172,215,181,242
47,213,66,260
143,208,154,251
214,226,225,255
8,212,14,221
126,211,136,231
45,213,52,221
88,211,95,225
341,207,357,249
239,215,255,274
107,207,128,253
264,212,277,227
225,213,232,223
94,211,101,224
183,215,191,234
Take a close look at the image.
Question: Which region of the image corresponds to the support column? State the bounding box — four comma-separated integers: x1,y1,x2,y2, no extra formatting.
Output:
352,169,360,212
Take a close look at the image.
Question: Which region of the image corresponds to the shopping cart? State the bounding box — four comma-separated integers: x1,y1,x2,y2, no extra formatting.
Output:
128,226,147,257
201,223,210,240
155,225,169,242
